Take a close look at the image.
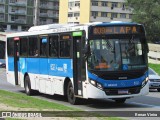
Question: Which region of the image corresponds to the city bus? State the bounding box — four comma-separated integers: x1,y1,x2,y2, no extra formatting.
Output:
6,22,149,104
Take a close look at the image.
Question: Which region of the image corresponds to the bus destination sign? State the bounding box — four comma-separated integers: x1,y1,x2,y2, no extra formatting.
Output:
92,26,143,35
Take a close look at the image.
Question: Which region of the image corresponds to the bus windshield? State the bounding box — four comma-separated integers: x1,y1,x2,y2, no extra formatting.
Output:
88,37,147,71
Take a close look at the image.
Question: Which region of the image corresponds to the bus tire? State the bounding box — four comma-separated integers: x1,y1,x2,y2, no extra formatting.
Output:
115,98,126,104
67,81,79,105
24,75,34,96
157,88,160,92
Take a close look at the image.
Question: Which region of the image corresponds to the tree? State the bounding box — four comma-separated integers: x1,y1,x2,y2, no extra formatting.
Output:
126,0,160,42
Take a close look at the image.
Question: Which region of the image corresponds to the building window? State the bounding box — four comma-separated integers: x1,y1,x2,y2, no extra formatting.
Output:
101,1,108,6
39,18,46,24
53,1,59,7
74,22,79,24
11,7,18,12
111,2,118,8
0,14,4,19
111,13,117,18
122,3,125,10
75,1,80,7
120,13,126,18
91,11,98,17
68,12,73,17
129,14,132,19
68,2,74,7
40,1,48,6
40,9,47,13
92,1,98,6
2,25,6,30
11,25,18,31
101,12,108,17
22,26,28,31
74,12,80,17
53,19,58,23
10,0,17,3
11,15,18,21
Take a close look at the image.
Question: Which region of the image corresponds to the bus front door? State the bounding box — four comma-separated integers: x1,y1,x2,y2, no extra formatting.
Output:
73,33,86,96
14,40,19,85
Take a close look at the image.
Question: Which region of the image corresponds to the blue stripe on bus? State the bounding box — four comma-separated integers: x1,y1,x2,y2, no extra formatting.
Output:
8,57,14,71
88,71,148,88
8,57,73,78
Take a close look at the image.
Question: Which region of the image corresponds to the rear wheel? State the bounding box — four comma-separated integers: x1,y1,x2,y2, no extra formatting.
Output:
157,88,160,92
67,81,79,105
115,98,126,104
24,76,34,95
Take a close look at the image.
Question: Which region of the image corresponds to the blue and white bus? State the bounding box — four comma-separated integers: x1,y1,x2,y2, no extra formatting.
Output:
6,22,149,104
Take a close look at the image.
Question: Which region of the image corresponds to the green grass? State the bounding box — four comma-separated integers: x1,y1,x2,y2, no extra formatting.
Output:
0,90,78,111
0,90,125,120
149,63,160,75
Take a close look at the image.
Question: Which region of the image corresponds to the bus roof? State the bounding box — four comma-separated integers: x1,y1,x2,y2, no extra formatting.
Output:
6,21,143,38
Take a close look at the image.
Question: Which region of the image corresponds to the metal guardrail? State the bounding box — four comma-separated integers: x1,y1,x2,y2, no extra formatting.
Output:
148,43,160,64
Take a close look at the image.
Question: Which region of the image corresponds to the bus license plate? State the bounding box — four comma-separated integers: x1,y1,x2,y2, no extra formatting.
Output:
118,90,128,94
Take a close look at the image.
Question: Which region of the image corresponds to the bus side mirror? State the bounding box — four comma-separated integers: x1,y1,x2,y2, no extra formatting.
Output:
145,39,149,53
147,44,149,53
82,44,91,59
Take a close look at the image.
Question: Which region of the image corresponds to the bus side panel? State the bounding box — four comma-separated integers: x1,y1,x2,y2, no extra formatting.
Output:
19,58,27,88
48,59,73,77
26,58,39,90
7,57,15,85
48,59,73,95
39,58,49,93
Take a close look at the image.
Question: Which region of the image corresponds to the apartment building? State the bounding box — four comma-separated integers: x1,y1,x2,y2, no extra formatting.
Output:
38,0,59,25
59,0,133,24
0,0,59,32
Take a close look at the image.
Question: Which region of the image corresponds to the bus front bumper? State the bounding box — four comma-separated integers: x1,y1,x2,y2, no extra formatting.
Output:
85,82,149,100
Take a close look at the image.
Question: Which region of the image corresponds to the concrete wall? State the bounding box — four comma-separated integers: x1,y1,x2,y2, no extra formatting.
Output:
148,44,160,64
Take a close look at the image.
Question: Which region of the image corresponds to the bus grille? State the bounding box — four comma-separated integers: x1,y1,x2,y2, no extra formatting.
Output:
90,69,147,80
104,87,141,95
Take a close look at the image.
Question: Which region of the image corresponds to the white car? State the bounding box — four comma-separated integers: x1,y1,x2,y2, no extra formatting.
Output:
149,68,160,92
0,59,6,68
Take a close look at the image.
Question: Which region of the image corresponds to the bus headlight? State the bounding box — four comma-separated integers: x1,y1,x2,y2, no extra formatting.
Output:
89,79,103,90
142,77,149,88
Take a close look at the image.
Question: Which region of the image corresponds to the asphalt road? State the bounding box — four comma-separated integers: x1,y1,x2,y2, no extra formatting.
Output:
0,68,160,119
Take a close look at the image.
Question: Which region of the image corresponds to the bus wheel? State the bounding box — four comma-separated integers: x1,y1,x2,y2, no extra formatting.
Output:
157,88,160,92
24,76,34,96
67,81,79,105
115,98,126,104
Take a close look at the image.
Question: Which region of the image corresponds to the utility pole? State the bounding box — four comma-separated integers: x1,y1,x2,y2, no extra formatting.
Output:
34,0,39,26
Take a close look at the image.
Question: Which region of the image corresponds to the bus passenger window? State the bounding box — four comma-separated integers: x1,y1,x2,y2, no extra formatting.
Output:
7,38,14,56
40,37,48,57
60,40,71,57
28,36,38,57
20,37,28,56
49,36,58,57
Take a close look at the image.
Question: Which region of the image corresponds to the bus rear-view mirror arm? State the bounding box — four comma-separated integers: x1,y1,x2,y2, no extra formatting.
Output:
82,43,91,60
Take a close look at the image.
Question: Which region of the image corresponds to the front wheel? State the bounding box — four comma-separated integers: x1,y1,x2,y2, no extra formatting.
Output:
24,76,34,96
67,81,79,105
157,88,160,92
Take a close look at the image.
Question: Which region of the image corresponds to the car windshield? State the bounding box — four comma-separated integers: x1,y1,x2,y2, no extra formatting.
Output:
88,37,147,71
